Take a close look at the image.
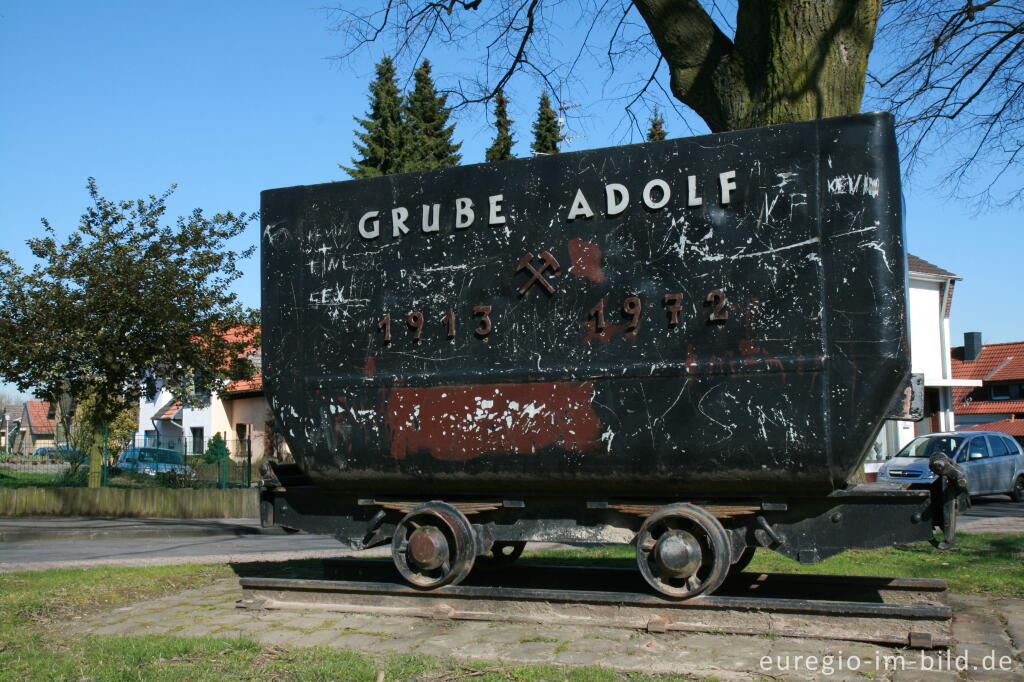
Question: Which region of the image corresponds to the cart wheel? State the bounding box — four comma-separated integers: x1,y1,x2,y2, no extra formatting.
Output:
391,502,477,589
1011,476,1024,503
636,503,731,599
477,540,526,568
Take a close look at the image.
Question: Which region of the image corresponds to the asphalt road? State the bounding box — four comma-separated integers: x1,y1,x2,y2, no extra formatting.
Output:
0,531,386,572
0,495,1019,572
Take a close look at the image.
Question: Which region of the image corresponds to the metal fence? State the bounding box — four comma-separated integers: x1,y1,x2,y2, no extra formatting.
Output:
0,435,254,490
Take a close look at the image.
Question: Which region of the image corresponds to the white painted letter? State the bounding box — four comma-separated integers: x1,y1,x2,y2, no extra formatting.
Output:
455,197,474,229
421,204,440,233
391,207,409,237
606,183,629,216
567,189,594,220
358,210,380,239
488,194,506,225
687,175,703,207
642,178,671,210
719,170,737,204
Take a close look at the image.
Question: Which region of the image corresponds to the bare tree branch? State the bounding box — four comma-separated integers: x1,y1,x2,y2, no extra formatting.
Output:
869,0,1024,207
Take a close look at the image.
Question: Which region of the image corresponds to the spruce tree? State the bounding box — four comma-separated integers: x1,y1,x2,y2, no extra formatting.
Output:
404,59,461,171
531,92,561,155
344,57,407,178
647,109,668,142
485,89,515,162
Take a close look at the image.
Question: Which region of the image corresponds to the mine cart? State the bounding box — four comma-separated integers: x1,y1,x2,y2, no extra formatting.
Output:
259,112,963,598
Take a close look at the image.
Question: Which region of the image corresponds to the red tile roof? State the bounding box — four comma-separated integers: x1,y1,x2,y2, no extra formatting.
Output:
963,419,1024,437
956,400,1024,415
907,254,959,280
225,373,263,395
154,401,183,421
951,341,1024,414
24,401,55,434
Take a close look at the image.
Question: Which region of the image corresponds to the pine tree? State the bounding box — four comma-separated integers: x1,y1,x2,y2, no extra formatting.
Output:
344,57,407,178
647,109,668,142
404,59,462,171
531,92,561,155
485,89,515,162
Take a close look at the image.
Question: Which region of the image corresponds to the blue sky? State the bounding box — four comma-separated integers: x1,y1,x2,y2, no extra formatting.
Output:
1,2,1021,397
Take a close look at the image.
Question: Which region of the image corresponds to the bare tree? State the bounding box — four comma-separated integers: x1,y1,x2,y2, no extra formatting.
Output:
327,1,882,134
869,0,1024,206
329,1,1022,204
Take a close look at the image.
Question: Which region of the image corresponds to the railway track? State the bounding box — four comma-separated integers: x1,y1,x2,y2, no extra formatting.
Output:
237,559,952,649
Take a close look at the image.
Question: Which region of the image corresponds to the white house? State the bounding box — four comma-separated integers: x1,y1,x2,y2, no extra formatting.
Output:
135,373,278,461
866,255,981,467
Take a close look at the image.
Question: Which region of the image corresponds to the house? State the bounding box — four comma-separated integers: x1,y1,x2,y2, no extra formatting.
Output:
1,405,21,453
951,335,1024,444
137,375,274,461
134,328,287,462
865,255,981,465
10,401,56,455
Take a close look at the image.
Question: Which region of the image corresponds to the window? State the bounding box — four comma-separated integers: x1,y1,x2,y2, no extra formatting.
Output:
144,430,158,447
893,435,964,459
964,437,991,461
991,385,1011,400
988,436,1009,458
191,427,204,454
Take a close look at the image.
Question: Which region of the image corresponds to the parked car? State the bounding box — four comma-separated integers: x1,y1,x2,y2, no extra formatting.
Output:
31,446,88,465
877,431,1024,501
114,447,195,478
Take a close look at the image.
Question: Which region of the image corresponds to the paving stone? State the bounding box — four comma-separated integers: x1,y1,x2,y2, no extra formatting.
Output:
953,619,1012,646
332,633,400,652
953,642,1021,679
67,578,1024,681
253,610,302,623
502,640,560,663
551,649,607,666
207,612,256,626
133,622,175,635
89,622,144,636
211,629,251,639
153,615,200,629
284,614,333,629
174,624,218,637
291,629,342,647
255,629,307,647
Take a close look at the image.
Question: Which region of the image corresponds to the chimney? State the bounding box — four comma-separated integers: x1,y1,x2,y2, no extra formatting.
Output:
964,332,982,362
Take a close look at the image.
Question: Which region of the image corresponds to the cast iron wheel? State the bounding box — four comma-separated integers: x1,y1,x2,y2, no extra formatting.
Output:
477,540,526,568
391,502,477,589
635,503,731,599
728,546,757,576
1011,476,1024,503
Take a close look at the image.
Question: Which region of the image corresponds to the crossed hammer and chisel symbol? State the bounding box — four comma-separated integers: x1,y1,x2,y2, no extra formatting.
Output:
516,251,561,295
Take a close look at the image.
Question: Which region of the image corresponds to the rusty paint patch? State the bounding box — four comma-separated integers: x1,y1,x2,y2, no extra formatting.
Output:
387,382,603,461
363,357,377,377
567,238,605,283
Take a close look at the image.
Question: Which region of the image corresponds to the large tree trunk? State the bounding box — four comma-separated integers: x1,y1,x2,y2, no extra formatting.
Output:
633,0,882,132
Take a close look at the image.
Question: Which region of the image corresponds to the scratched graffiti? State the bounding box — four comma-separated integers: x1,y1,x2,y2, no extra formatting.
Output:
260,113,909,497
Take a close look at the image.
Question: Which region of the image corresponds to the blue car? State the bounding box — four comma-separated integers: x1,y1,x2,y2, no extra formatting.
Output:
114,447,195,478
877,431,1024,501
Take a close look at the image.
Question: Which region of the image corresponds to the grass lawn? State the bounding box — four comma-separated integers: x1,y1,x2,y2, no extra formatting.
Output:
0,533,1019,680
525,533,1024,598
0,470,67,489
0,563,693,682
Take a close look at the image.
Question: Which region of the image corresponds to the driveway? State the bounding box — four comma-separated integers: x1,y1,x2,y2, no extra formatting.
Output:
960,495,1024,534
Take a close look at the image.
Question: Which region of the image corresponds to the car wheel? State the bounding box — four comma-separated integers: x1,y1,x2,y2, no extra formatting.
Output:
1011,476,1024,503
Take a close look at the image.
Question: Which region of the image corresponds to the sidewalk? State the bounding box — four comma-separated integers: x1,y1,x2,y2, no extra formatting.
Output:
0,516,270,542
